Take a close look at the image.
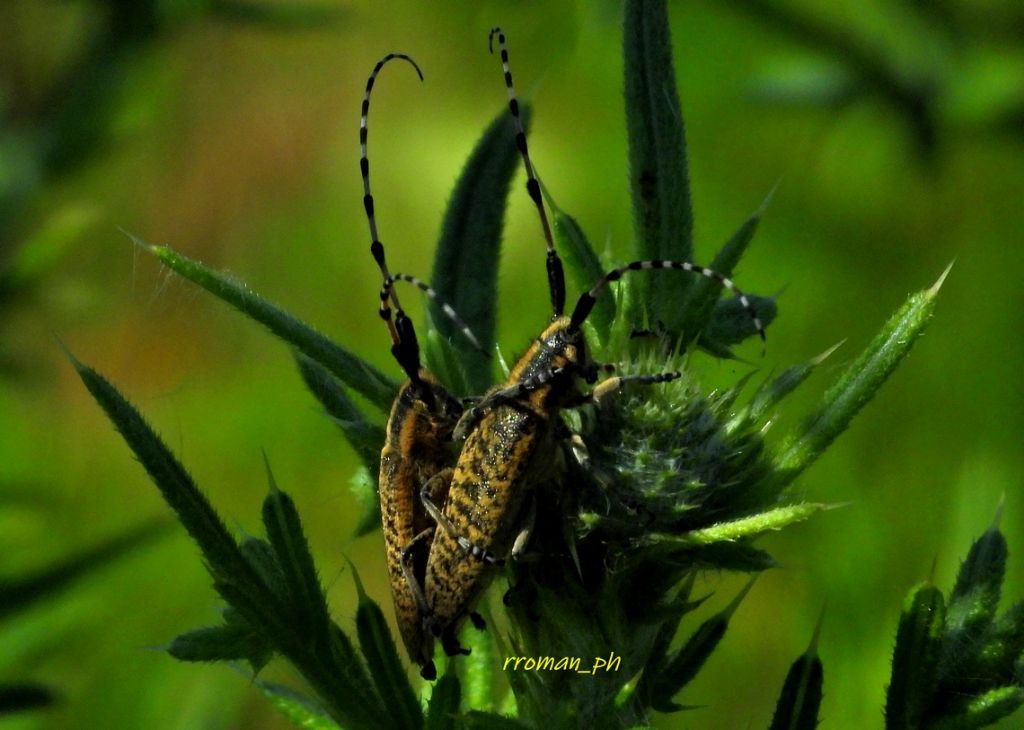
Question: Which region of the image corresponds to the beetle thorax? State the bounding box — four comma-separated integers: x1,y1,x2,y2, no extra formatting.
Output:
508,316,593,408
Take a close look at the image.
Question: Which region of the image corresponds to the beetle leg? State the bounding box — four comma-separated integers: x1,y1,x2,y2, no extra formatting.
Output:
563,371,682,408
510,495,537,560
420,471,505,566
400,527,435,616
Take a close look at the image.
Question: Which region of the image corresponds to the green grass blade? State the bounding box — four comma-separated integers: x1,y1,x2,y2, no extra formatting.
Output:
349,562,424,730
624,0,693,331
294,352,384,473
774,265,949,484
138,238,397,411
429,105,531,394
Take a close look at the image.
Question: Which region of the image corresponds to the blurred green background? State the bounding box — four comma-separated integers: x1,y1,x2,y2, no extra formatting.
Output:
2,0,1022,727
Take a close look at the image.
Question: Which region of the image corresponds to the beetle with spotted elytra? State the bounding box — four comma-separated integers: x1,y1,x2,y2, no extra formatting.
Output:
358,52,487,680
419,27,766,657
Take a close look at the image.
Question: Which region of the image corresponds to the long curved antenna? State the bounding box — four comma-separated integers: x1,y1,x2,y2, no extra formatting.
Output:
381,274,485,352
489,27,565,317
360,52,424,343
359,53,426,380
569,260,766,345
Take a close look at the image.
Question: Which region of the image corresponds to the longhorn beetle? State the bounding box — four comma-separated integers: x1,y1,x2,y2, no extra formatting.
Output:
421,28,766,654
360,52,482,679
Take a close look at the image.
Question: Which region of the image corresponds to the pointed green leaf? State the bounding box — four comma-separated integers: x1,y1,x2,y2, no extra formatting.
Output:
770,629,824,730
0,518,169,621
545,191,614,336
775,265,949,484
624,0,693,331
66,352,275,617
682,205,764,343
0,683,56,715
294,352,384,473
651,503,827,547
429,105,531,394
350,562,424,730
728,342,844,433
648,580,754,711
253,679,342,730
168,622,273,671
138,238,397,411
634,575,697,707
950,522,1007,622
886,583,945,729
426,671,462,730
261,459,331,646
939,521,1008,681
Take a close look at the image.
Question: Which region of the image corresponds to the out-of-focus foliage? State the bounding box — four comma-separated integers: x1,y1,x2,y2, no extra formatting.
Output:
0,0,342,373
722,0,1024,159
2,0,1022,728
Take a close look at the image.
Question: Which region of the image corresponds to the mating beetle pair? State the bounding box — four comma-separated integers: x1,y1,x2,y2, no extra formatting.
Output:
359,30,766,679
